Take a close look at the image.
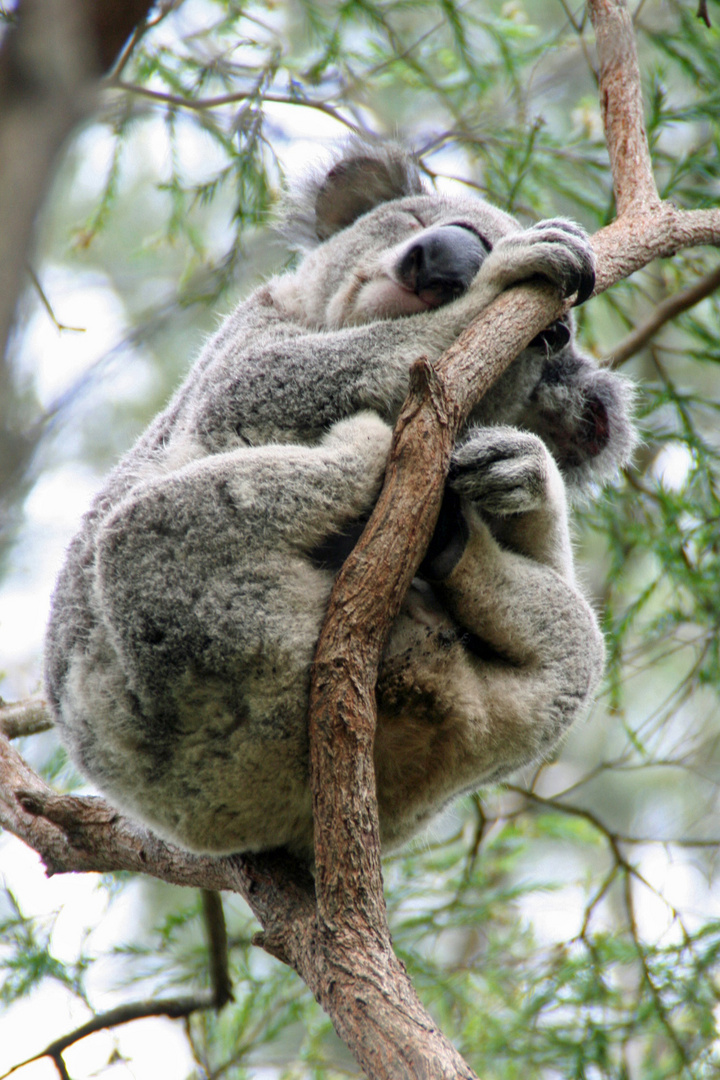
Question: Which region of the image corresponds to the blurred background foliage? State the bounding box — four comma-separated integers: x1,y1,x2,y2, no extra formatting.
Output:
1,0,720,1077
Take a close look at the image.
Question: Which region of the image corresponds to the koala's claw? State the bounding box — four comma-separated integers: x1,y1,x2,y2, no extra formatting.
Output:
449,427,550,516
528,219,596,305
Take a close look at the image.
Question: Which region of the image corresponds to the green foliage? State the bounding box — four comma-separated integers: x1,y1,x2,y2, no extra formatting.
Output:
0,889,90,1006
2,0,720,1077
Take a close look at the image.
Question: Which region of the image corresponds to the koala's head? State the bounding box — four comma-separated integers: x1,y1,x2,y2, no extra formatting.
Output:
275,139,520,328
275,138,636,491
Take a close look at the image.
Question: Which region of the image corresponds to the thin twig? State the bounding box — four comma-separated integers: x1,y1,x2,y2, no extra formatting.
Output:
113,80,361,133
0,996,218,1080
201,889,234,1009
609,263,720,366
622,872,693,1069
27,267,86,333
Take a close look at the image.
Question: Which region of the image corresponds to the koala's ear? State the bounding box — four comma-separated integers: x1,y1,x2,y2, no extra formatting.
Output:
282,139,425,250
523,351,637,497
315,143,424,240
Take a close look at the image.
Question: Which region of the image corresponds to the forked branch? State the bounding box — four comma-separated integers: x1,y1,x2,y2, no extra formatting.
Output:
1,2,720,1079
305,1,720,1076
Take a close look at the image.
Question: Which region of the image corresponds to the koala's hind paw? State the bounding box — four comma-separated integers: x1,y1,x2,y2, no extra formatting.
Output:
449,427,550,516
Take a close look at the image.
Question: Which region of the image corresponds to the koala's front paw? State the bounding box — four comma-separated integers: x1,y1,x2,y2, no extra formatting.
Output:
449,427,551,516
492,218,596,305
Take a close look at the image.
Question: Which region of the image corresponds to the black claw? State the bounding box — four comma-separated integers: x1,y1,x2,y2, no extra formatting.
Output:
573,264,596,306
530,318,571,352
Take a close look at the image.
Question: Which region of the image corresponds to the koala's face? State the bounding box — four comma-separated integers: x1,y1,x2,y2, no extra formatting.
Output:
275,144,520,329
319,194,519,328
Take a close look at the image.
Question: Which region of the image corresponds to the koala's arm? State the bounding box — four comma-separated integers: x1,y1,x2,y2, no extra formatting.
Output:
191,219,594,445
437,513,603,777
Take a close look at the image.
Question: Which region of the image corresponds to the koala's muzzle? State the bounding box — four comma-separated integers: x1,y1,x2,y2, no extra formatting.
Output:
396,224,487,307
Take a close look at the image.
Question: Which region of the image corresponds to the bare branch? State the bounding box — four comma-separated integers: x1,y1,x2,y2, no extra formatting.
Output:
609,263,720,366
304,2,720,1075
0,0,93,505
89,0,160,72
202,889,235,1009
0,696,53,738
0,996,219,1080
113,80,362,133
588,0,659,214
0,731,313,909
696,1,711,29
0,0,155,363
592,205,720,294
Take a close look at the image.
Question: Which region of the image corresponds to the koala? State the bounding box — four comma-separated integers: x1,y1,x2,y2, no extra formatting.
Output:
45,140,635,860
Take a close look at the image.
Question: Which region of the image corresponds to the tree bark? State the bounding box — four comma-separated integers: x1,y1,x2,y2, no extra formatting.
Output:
0,0,156,566
0,0,155,363
1,1,720,1078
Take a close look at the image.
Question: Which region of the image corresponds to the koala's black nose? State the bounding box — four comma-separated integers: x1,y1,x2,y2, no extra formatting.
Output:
397,224,487,307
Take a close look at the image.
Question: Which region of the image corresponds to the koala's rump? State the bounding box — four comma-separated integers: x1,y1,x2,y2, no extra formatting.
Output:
52,529,498,858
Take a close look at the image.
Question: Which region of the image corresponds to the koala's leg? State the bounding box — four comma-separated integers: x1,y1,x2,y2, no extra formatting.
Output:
74,412,392,856
447,426,575,577
425,427,604,772
97,411,392,684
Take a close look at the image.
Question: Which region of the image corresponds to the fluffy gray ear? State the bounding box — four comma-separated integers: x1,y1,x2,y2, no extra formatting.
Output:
522,350,637,498
282,138,425,249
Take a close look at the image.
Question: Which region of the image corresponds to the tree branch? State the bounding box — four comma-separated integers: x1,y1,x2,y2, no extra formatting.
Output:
609,263,720,366
588,0,659,214
0,0,156,568
304,2,720,1077
113,79,362,133
1,2,720,1079
0,882,234,1079
201,889,235,1009
0,695,53,738
0,0,155,364
0,996,220,1080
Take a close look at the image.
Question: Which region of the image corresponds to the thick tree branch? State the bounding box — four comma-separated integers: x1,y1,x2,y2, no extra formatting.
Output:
588,0,659,214
304,3,720,1078
0,0,155,363
1,2,720,1079
0,732,317,914
0,0,156,565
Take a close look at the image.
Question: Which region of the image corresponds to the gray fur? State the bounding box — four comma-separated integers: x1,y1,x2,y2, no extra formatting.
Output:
45,139,635,860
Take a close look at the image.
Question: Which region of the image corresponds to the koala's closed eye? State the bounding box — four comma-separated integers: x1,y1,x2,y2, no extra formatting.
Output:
45,137,634,861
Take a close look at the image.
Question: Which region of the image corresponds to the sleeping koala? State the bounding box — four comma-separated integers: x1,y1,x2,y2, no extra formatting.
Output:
45,140,635,859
